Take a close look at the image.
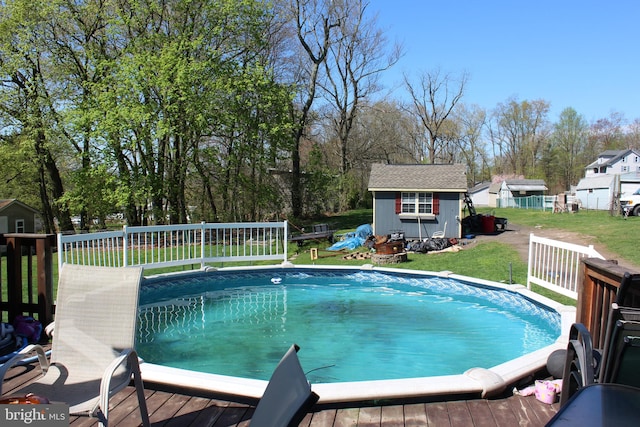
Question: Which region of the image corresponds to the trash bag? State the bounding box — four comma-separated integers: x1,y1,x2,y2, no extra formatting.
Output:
407,238,454,253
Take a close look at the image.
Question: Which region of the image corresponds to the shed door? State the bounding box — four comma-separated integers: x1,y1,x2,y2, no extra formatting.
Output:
0,216,7,233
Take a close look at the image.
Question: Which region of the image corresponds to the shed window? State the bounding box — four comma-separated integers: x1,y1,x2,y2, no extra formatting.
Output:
15,219,25,233
399,192,439,215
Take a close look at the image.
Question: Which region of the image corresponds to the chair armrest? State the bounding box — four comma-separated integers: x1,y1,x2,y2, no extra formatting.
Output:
44,322,55,337
99,348,149,427
99,348,141,412
0,344,50,395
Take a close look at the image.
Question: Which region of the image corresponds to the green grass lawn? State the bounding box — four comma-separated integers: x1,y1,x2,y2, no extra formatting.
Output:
478,207,639,267
290,207,639,306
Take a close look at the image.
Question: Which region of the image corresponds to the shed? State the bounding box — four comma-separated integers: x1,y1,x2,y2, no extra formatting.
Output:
367,164,467,239
0,199,41,234
575,175,616,210
497,179,548,207
468,182,491,207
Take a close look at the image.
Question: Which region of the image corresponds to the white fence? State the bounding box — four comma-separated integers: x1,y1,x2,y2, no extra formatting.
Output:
57,221,289,270
527,233,605,299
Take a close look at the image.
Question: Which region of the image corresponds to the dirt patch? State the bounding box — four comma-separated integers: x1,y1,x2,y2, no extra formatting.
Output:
467,222,640,272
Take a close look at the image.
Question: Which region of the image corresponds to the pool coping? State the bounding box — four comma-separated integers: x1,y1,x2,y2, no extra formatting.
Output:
139,263,576,404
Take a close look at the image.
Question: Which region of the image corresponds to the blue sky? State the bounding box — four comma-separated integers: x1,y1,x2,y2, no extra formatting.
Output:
368,1,640,122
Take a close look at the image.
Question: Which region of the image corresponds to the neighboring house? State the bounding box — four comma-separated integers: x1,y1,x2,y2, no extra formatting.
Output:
584,149,640,176
496,179,548,208
0,199,41,234
576,149,640,210
367,163,467,239
468,182,491,207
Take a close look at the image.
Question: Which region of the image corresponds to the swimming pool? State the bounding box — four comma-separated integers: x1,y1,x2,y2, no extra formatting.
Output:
138,264,575,403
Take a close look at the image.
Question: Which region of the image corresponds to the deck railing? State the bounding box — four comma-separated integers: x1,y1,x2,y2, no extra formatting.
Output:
577,258,640,349
57,221,289,270
527,233,605,299
0,234,56,325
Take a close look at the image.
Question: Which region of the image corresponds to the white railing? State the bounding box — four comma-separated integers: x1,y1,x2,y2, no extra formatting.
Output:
527,233,605,299
57,221,289,270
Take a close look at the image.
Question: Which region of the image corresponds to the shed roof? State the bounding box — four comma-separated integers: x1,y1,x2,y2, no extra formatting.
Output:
0,199,40,214
575,175,615,190
468,181,491,194
368,163,467,192
503,179,548,191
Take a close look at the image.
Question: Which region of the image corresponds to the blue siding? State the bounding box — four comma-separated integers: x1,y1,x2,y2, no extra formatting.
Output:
372,191,462,239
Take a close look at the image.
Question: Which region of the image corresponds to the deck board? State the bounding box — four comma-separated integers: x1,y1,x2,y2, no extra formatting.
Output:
426,402,452,426
466,400,497,427
1,358,558,426
381,405,405,426
403,403,428,426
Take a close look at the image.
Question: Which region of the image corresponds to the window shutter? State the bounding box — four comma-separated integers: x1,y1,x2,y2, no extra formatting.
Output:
433,193,440,215
395,192,401,214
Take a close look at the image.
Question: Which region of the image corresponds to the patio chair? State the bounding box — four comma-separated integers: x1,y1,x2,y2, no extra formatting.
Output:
559,273,640,406
598,304,640,386
0,264,149,427
432,221,447,238
559,323,596,406
250,344,319,427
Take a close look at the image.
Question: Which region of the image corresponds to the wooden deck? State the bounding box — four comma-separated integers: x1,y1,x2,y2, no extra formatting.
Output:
2,357,559,427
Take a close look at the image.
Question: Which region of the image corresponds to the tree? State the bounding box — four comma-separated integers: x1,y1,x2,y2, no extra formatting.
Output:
553,107,588,191
453,104,490,186
489,97,550,176
0,0,74,232
321,0,401,178
275,0,341,218
588,112,627,154
404,68,467,164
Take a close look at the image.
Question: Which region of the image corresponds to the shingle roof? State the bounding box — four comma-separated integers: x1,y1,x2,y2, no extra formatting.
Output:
0,199,40,213
368,163,467,191
585,149,640,169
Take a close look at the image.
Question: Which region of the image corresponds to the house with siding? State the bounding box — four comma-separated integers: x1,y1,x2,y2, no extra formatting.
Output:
576,149,640,210
0,199,41,234
584,149,640,176
367,164,467,239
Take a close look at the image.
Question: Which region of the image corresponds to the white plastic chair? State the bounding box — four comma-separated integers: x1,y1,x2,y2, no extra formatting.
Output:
432,221,447,238
0,265,150,427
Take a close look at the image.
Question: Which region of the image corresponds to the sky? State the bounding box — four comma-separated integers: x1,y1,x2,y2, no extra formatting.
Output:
368,0,640,123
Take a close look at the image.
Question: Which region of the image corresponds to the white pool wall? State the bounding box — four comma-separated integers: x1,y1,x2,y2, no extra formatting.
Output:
139,263,576,403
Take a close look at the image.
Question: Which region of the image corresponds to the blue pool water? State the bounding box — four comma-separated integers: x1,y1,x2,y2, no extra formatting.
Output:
136,269,561,383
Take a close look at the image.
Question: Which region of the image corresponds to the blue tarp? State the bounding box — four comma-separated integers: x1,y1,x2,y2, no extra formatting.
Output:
326,224,373,251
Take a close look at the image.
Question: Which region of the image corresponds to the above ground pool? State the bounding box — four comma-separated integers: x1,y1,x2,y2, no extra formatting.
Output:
136,266,562,386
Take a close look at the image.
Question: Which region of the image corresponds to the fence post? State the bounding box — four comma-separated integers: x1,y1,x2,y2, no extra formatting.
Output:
283,221,289,263
57,232,63,270
526,233,534,290
35,235,55,325
200,221,206,269
5,236,23,323
123,225,129,267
